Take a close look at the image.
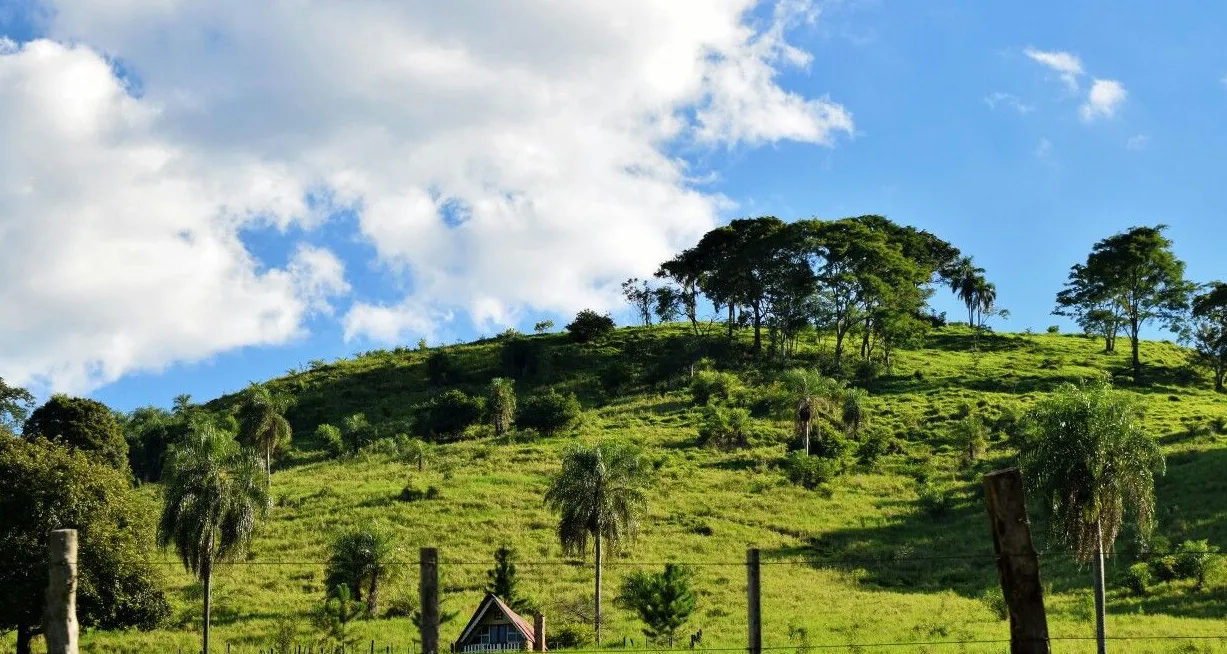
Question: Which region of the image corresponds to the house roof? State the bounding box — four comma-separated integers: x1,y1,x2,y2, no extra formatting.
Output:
454,594,544,651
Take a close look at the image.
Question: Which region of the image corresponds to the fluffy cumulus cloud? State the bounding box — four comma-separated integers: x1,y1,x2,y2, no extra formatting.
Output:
0,0,851,392
1080,79,1127,122
1024,47,1125,122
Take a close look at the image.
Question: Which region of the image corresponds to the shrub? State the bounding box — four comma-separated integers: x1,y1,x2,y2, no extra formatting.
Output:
853,358,882,386
783,451,842,490
1046,325,1060,334
415,390,485,441
1174,540,1218,588
979,587,1008,621
689,370,743,406
917,481,955,520
315,423,346,458
500,335,548,380
340,413,376,453
600,360,638,397
856,427,897,466
517,390,582,436
1124,562,1152,596
425,350,460,386
549,624,594,650
953,415,988,466
566,310,615,343
697,405,753,451
1213,415,1227,434
1149,555,1180,582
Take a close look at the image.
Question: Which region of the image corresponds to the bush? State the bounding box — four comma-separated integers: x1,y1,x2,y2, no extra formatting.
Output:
853,358,882,386
689,370,743,406
697,405,753,451
1124,562,1152,596
517,390,582,436
425,350,460,386
415,390,485,441
566,310,615,343
856,427,897,466
953,415,988,466
1174,539,1218,588
1046,325,1060,334
340,413,377,454
979,587,1008,620
316,424,346,458
783,452,842,490
549,624,594,649
917,481,955,520
600,360,638,397
501,335,548,380
1149,555,1180,582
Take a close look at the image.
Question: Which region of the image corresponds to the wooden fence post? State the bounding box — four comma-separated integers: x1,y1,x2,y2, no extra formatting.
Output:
45,529,79,654
420,548,440,654
984,468,1050,654
746,548,761,654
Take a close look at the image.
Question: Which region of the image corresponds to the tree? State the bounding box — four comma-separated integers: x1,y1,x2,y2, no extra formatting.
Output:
120,406,184,483
1055,264,1124,353
841,388,868,438
518,390,583,437
533,320,555,334
0,377,35,434
414,390,485,441
1186,282,1227,391
653,285,683,324
656,248,706,335
948,256,986,329
622,278,656,326
312,583,365,652
780,368,840,455
236,383,296,488
1057,225,1191,379
22,394,129,471
486,546,528,611
617,564,697,647
158,423,270,654
566,310,616,343
1020,380,1164,654
341,412,376,453
0,437,170,654
397,435,434,472
544,441,652,645
325,526,397,618
488,378,517,437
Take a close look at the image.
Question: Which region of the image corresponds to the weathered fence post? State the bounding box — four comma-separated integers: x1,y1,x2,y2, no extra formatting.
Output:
533,614,546,652
420,548,440,654
746,548,761,654
984,468,1050,654
45,529,79,654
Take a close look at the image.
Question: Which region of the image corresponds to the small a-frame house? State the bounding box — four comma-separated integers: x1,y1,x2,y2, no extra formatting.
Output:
453,594,546,653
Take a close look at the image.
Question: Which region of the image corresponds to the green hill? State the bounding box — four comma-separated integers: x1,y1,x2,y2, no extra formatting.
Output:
65,325,1227,652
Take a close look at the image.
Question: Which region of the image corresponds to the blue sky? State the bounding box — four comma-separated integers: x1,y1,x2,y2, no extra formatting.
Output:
2,1,1224,413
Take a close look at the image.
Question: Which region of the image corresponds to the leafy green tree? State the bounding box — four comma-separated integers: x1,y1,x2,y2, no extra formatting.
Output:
533,320,555,333
653,285,683,324
1020,380,1164,654
1054,264,1124,353
237,383,296,487
396,435,435,472
544,441,652,645
488,378,517,437
655,249,705,334
486,546,527,611
841,388,868,438
425,350,460,387
158,423,270,654
0,437,170,654
316,423,346,458
340,413,376,453
780,369,841,455
617,564,697,647
1056,225,1191,379
325,526,398,618
120,406,183,482
622,277,656,326
22,394,129,471
518,390,582,436
415,390,485,441
566,310,616,343
1186,282,1227,391
0,377,35,434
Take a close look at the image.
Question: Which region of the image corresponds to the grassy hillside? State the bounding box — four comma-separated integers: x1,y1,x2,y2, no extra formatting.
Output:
29,325,1227,653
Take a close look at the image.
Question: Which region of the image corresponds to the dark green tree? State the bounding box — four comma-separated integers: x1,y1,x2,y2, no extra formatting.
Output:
655,248,705,334
325,526,398,618
517,390,582,437
617,564,697,647
653,285,683,324
566,310,616,343
486,546,527,611
1054,263,1124,353
0,437,170,654
236,383,296,487
120,406,182,483
414,390,485,441
1056,225,1191,378
622,277,656,326
544,441,652,644
22,394,129,471
1020,380,1164,654
1186,282,1227,391
158,423,270,654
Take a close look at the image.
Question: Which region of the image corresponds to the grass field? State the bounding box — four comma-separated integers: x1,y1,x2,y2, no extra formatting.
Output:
11,324,1227,654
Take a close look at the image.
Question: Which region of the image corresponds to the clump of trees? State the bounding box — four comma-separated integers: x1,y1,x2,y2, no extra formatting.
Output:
22,394,130,472
567,310,616,343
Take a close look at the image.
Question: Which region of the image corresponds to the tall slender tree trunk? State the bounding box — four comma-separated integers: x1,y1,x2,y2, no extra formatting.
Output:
727,304,735,342
803,420,811,456
265,442,272,488
1130,318,1141,380
594,537,603,645
1092,519,1107,654
368,573,380,618
16,623,31,654
203,559,213,654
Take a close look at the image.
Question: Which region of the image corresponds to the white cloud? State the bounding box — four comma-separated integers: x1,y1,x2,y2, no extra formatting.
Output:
0,0,851,392
1024,48,1084,91
1080,79,1127,121
1035,138,1053,158
984,91,1034,114
1126,134,1149,150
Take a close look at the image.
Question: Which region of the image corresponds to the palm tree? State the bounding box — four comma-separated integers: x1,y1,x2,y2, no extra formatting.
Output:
488,377,517,437
324,526,398,618
237,383,295,487
841,388,868,438
1020,380,1164,654
158,423,269,654
544,441,652,645
948,256,985,328
780,368,840,455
